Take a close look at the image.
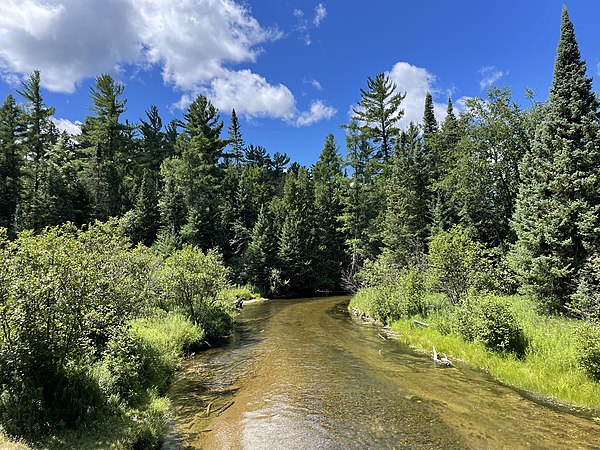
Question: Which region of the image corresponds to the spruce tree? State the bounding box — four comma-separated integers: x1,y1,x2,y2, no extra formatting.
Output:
227,109,244,168
510,7,600,310
423,92,438,138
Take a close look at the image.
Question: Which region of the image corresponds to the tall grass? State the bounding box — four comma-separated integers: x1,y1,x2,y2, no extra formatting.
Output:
384,295,600,409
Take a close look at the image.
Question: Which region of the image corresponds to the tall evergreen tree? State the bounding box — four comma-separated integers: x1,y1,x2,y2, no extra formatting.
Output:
313,134,346,290
17,70,58,229
161,95,227,250
0,95,22,234
510,7,600,310
277,168,317,294
227,109,244,168
352,73,405,162
340,121,384,281
245,203,279,293
80,74,131,220
423,92,438,138
383,123,430,266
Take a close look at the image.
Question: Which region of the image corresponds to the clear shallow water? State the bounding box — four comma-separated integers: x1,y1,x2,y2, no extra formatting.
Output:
164,296,600,449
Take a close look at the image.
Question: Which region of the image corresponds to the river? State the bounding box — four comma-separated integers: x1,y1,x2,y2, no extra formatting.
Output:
164,296,600,449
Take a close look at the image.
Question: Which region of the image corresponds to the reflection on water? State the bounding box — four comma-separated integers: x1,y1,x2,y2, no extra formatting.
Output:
164,297,600,449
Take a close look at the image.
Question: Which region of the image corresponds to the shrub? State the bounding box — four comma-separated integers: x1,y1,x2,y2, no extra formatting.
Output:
126,395,170,450
427,226,491,304
158,246,234,340
569,254,600,321
457,295,527,356
576,323,600,381
99,313,203,404
351,267,426,324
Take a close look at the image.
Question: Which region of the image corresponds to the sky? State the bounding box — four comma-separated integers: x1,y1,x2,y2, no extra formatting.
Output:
1,1,600,166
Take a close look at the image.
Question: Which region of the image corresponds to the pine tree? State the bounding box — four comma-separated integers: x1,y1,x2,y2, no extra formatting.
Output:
227,109,244,168
312,134,346,290
352,73,405,162
383,123,430,266
17,70,58,229
79,74,131,220
510,7,600,310
0,95,22,234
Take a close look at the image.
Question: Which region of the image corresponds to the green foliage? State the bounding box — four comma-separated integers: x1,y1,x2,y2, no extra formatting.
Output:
0,220,153,433
575,323,600,381
510,7,600,310
127,395,170,450
427,226,490,303
99,313,203,404
457,295,528,356
351,72,405,162
351,266,426,323
158,245,232,340
569,254,600,321
383,123,430,266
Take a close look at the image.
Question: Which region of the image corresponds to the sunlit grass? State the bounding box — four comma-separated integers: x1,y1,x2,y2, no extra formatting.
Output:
384,295,600,409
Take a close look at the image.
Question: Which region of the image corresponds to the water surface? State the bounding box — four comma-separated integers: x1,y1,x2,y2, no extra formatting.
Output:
165,296,600,449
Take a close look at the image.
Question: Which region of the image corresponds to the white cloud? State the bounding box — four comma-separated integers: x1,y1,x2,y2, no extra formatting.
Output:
207,69,296,120
51,117,82,135
314,4,327,27
386,61,449,130
303,78,322,90
293,100,336,127
479,66,505,91
293,9,304,17
0,0,333,123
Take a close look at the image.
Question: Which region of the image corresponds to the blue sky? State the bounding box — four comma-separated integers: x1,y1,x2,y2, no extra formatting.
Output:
0,1,599,166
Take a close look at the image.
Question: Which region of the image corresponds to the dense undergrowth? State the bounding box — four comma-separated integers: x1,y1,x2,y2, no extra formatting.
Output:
350,226,600,410
0,219,256,449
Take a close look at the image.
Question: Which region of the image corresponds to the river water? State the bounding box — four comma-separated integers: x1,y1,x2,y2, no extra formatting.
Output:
164,296,600,449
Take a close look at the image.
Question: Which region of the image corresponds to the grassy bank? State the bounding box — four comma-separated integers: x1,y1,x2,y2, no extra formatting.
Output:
350,292,600,410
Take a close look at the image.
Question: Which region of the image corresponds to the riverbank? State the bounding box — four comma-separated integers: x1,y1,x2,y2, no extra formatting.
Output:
350,293,600,412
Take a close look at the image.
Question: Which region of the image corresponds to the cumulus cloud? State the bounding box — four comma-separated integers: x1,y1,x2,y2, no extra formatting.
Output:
293,100,336,127
314,4,327,26
207,70,296,120
51,117,82,135
479,66,505,91
0,0,335,125
386,62,449,130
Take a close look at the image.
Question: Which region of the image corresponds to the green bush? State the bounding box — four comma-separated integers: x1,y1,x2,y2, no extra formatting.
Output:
158,246,234,341
457,295,527,356
427,226,491,304
126,395,170,450
351,267,426,324
99,313,203,404
0,221,154,434
576,323,600,381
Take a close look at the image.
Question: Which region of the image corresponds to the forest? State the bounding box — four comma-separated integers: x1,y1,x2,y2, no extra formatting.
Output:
1,5,600,449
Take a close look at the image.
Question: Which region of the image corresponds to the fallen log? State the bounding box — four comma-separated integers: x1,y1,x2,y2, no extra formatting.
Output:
413,320,429,328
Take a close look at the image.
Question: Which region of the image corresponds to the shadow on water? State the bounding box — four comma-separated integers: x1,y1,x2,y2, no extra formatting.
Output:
164,296,600,450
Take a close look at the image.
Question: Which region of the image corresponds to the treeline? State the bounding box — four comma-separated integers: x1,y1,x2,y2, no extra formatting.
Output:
350,7,600,390
1,8,600,314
